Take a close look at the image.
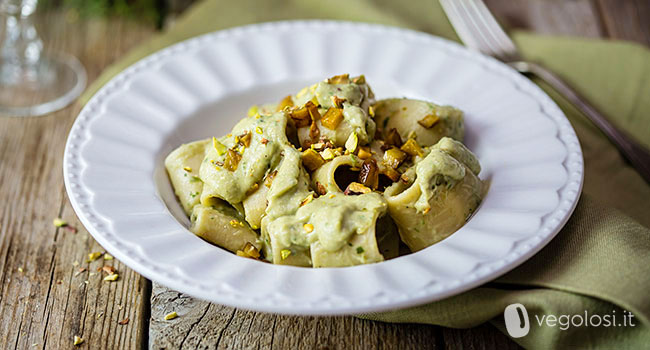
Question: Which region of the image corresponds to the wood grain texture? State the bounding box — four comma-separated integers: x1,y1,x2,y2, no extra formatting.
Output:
595,0,650,46
0,11,156,349
484,0,605,37
149,282,445,350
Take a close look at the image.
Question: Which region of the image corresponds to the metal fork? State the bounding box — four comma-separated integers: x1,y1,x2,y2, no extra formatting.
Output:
440,0,650,184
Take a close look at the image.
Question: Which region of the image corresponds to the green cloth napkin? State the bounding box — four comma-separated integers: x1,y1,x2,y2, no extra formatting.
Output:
81,1,650,348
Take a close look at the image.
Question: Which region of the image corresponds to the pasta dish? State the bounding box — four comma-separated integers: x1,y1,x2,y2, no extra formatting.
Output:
165,74,483,267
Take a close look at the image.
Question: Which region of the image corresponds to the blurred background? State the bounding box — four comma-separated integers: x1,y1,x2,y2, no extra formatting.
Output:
32,0,649,46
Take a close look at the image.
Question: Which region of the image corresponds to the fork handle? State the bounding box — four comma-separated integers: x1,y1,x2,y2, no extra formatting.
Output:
512,61,650,185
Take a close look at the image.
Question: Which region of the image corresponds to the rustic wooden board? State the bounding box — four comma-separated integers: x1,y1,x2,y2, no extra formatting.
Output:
0,12,156,350
1,1,648,349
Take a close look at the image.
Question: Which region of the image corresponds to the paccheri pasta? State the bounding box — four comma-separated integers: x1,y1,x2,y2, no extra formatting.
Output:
165,74,484,267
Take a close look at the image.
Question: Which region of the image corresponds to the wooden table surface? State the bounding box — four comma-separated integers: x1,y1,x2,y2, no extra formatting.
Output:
1,1,648,349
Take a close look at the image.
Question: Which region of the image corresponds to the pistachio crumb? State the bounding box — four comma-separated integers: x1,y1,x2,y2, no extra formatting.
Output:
103,253,114,260
183,166,192,172
73,336,84,346
164,311,178,320
88,252,102,262
53,218,67,227
103,273,119,282
280,249,291,260
255,126,263,134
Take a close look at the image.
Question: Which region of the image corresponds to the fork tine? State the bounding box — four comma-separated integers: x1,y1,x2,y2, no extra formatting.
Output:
439,0,494,55
441,0,520,61
463,0,520,59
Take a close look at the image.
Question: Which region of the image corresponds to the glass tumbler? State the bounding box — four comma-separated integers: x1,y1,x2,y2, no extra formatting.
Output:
0,0,86,117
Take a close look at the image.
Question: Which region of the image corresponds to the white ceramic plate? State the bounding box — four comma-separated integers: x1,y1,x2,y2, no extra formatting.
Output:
64,21,583,315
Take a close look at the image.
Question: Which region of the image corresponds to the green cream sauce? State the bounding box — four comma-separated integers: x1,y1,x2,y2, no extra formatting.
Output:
200,112,288,204
266,192,387,252
412,137,480,212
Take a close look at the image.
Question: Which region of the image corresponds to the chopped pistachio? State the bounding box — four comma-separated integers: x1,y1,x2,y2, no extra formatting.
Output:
264,170,278,188
277,95,294,111
320,148,336,160
183,166,192,172
382,167,401,182
164,311,178,320
327,73,350,84
300,193,314,207
239,132,252,147
311,142,325,151
383,148,407,169
100,265,115,274
305,101,321,122
224,149,242,171
53,218,67,227
103,273,119,282
385,128,403,147
289,106,311,128
331,95,346,108
303,223,314,233
359,159,379,189
88,252,102,262
73,336,84,346
344,182,372,195
345,132,359,153
368,105,375,117
321,107,344,130
357,146,372,160
301,149,325,171
247,105,259,117
255,126,263,134
309,120,320,140
400,138,423,157
212,137,227,156
243,242,260,258
352,74,366,84
417,114,440,129
280,249,291,260
18,267,24,273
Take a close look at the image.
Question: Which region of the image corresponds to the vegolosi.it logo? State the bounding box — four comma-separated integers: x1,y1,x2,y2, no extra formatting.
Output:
504,303,636,338
504,303,530,338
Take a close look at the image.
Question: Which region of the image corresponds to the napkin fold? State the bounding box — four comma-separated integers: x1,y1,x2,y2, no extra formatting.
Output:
81,1,650,348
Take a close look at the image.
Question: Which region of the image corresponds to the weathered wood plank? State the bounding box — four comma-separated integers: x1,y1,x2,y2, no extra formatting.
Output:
595,0,650,46
149,282,443,350
0,12,156,349
484,0,604,37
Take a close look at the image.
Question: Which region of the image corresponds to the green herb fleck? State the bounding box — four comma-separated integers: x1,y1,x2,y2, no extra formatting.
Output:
356,247,364,254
